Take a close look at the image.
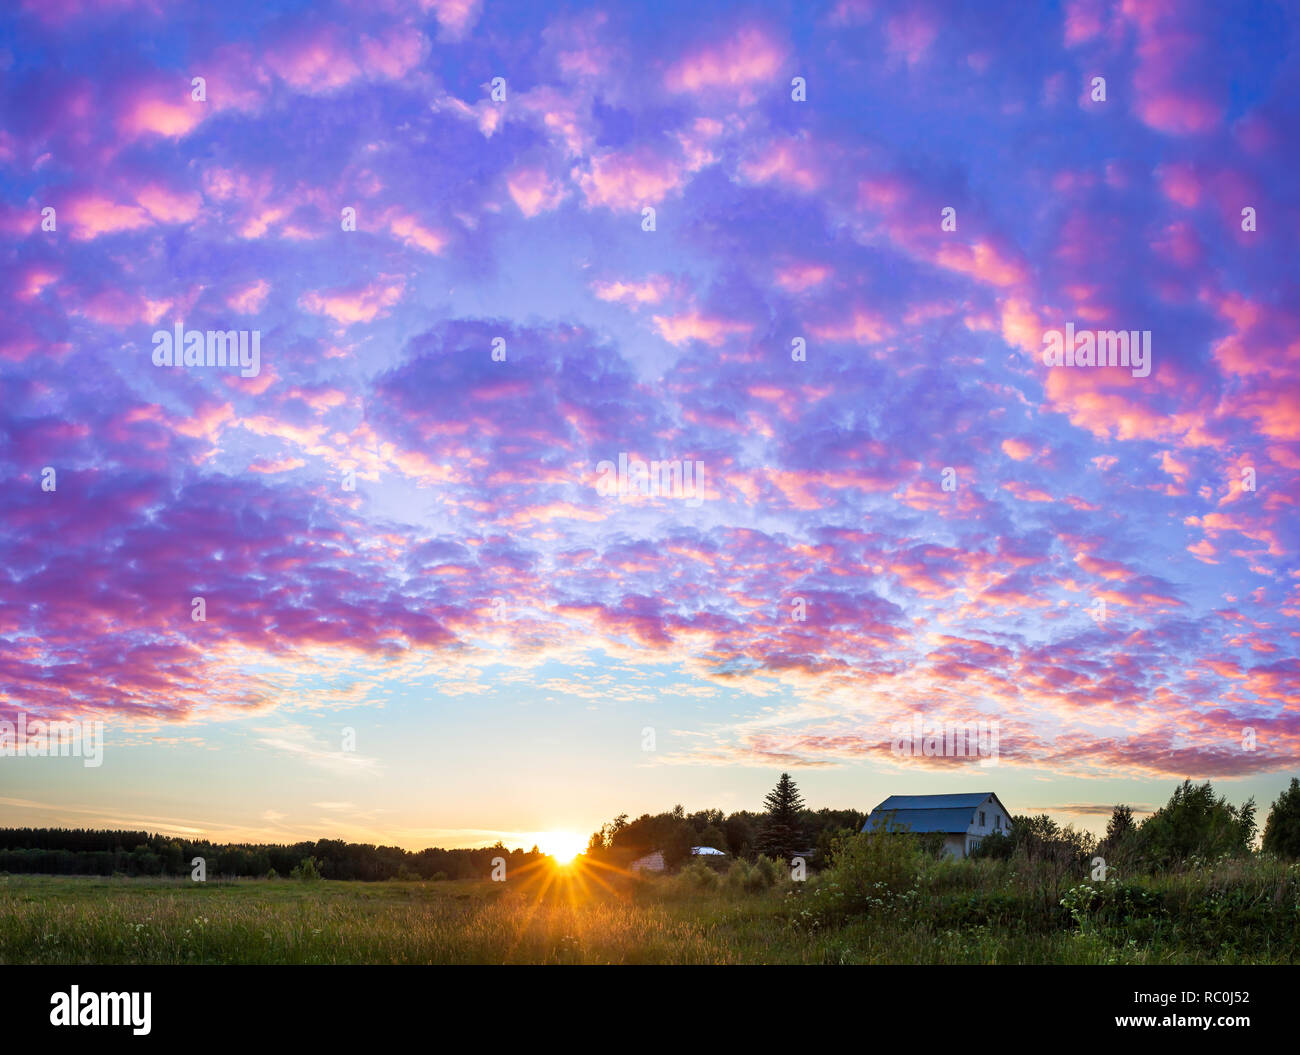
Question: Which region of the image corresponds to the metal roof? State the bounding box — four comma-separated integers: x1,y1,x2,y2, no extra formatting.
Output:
862,807,978,834
860,793,999,834
873,793,993,810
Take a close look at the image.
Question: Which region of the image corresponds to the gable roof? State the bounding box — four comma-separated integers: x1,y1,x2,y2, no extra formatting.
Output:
861,793,1011,835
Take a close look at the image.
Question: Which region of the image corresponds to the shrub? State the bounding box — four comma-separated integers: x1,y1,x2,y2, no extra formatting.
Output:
674,860,719,892
290,856,322,881
971,831,1013,859
724,859,755,892
751,854,781,890
808,828,923,920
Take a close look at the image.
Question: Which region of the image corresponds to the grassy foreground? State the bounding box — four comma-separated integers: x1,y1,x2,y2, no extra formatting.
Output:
3,856,1298,964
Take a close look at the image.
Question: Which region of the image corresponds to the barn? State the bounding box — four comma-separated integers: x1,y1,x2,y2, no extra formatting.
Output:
861,792,1013,859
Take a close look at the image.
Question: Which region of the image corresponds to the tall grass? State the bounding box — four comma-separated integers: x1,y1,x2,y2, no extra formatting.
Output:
1,852,1296,965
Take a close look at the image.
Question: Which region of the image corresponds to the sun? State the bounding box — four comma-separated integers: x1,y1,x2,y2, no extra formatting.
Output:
540,831,586,865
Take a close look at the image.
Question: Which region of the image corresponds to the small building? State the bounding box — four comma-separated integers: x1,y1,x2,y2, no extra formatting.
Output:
689,846,726,857
861,792,1012,859
628,850,665,873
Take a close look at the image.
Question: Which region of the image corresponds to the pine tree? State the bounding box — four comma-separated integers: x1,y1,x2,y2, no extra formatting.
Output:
758,772,807,862
1103,804,1134,844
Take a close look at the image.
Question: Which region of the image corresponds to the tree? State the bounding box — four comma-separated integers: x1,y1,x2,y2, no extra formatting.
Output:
1137,780,1256,866
1262,777,1300,859
1095,803,1140,870
758,773,807,862
696,824,727,851
290,855,322,881
1104,804,1135,845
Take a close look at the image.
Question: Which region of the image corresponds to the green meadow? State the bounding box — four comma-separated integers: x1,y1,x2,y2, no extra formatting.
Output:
3,852,1297,965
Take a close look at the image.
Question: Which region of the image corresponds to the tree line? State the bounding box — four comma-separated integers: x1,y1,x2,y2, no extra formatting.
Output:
585,773,863,868
588,774,1300,872
6,776,1298,881
0,828,545,880
975,777,1300,868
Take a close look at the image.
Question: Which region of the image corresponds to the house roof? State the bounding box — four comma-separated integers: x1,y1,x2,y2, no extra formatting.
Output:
861,793,1011,834
874,793,993,810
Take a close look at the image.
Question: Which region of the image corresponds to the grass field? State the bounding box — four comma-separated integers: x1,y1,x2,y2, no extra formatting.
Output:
3,856,1298,964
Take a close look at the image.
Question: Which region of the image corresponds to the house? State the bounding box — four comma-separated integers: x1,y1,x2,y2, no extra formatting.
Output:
861,792,1013,859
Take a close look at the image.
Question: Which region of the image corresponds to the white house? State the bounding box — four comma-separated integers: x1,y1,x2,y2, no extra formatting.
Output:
861,792,1013,858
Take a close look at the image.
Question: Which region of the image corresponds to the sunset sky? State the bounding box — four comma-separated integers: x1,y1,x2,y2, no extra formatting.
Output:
1,0,1297,851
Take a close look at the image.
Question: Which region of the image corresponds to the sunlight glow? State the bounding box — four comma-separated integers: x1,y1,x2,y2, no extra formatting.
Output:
539,831,585,865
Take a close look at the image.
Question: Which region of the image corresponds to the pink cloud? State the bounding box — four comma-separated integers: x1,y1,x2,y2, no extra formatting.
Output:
1123,11,1224,136
886,10,938,65
1001,438,1037,461
810,306,893,345
387,213,447,255
65,193,152,240
739,137,823,192
267,27,362,93
136,183,201,224
73,289,171,327
229,279,271,314
300,278,406,324
652,311,753,347
506,167,565,217
774,262,831,293
420,0,482,40
664,26,785,97
359,29,428,79
117,83,204,139
933,241,1027,288
576,149,689,209
591,275,673,306
1063,0,1108,45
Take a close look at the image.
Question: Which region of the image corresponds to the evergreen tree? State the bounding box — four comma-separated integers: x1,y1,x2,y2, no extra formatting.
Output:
1103,804,1135,845
758,772,807,862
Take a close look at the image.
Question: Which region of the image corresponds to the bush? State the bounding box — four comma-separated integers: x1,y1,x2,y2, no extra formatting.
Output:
806,829,923,921
290,856,322,881
724,859,754,892
751,854,781,890
675,860,720,891
722,854,782,893
970,831,1013,860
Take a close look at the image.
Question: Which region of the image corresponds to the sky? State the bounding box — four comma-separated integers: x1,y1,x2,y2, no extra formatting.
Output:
0,0,1297,852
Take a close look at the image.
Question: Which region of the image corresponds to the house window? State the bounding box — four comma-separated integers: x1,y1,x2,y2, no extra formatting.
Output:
980,811,986,827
